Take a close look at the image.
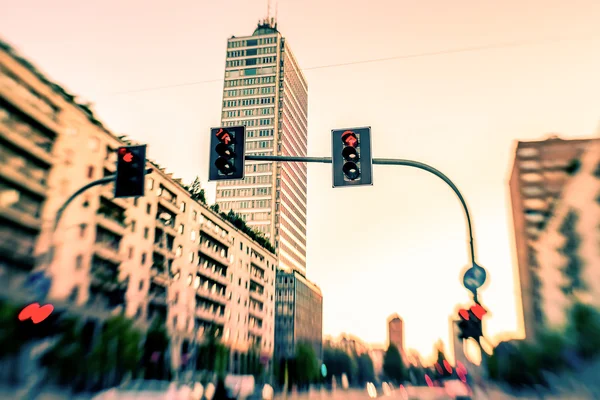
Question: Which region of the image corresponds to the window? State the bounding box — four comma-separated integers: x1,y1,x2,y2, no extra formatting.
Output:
176,246,182,257
131,220,136,232
141,253,147,265
179,224,184,235
144,227,149,239
79,224,87,238
75,255,83,270
189,252,194,263
134,198,139,207
180,201,186,212
190,230,196,241
192,210,197,220
128,246,134,259
146,204,151,214
87,165,94,179
139,281,144,290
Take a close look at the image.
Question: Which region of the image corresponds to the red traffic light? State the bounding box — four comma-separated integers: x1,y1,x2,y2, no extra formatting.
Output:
216,128,232,144
341,130,358,147
458,309,470,320
470,304,487,319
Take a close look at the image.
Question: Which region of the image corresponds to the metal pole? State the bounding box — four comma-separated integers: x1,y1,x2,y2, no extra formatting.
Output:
245,155,476,263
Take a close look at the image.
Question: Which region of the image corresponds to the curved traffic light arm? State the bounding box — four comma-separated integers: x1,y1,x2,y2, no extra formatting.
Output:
245,155,476,264
40,168,154,270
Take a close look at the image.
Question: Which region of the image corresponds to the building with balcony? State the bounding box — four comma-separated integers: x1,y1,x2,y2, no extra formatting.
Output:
274,269,322,362
215,18,309,275
0,40,60,290
534,141,600,329
508,134,600,341
0,38,277,373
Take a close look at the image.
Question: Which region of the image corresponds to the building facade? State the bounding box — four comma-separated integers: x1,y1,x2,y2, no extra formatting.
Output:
323,334,369,356
216,19,309,275
274,269,322,361
0,39,277,373
534,141,600,329
508,135,599,341
387,314,405,359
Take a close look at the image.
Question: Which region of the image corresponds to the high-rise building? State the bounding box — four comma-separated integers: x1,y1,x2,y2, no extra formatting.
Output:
0,38,277,374
216,18,308,275
274,269,322,361
387,314,405,358
508,135,599,341
534,141,600,329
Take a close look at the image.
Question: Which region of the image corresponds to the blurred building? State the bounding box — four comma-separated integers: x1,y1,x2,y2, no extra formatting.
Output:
534,141,600,329
323,333,369,355
508,135,600,341
0,39,277,373
368,347,385,378
274,269,322,361
215,18,309,275
387,314,406,359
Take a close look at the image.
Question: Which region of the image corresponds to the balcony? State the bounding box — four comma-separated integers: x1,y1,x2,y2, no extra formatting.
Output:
0,229,36,268
199,223,230,247
0,151,48,197
149,282,168,306
196,307,226,325
157,186,179,213
156,208,177,235
93,242,122,265
96,199,126,235
196,285,227,305
0,112,54,165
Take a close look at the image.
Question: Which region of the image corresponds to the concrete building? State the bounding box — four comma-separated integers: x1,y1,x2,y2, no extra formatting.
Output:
0,38,277,373
274,269,322,361
387,314,405,359
216,18,309,275
323,334,369,356
369,347,385,378
534,141,600,329
508,135,600,341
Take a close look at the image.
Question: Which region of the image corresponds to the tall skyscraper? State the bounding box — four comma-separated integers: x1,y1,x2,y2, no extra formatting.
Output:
508,135,599,341
216,18,308,275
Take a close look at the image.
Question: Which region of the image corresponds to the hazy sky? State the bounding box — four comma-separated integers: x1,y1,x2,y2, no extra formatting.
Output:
2,0,599,359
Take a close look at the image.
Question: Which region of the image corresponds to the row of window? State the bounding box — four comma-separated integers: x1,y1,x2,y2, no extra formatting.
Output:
227,37,277,48
223,107,274,118
225,67,276,79
221,118,273,127
226,57,276,68
224,86,276,98
227,46,276,58
217,186,272,198
224,76,277,88
219,199,272,210
218,175,273,187
247,129,274,138
223,96,275,108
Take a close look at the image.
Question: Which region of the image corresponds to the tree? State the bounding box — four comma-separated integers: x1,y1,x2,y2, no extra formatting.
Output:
210,203,220,213
356,353,375,384
383,344,406,383
558,210,585,296
186,176,207,204
143,319,170,380
323,346,357,382
196,325,229,378
433,343,452,380
567,302,600,360
293,343,319,388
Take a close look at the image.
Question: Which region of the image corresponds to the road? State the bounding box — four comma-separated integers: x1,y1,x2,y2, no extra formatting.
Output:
274,387,453,400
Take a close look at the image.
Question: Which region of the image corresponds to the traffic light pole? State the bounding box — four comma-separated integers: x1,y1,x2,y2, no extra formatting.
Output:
245,155,476,264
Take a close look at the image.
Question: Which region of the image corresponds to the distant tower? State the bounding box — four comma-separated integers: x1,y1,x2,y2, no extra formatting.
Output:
387,314,405,359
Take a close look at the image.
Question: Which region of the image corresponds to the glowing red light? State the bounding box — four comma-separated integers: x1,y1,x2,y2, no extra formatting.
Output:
122,152,133,163
457,369,467,383
425,374,433,387
471,304,486,319
443,360,453,373
459,309,470,320
341,130,358,147
457,361,467,374
435,363,443,374
216,128,231,144
118,148,127,155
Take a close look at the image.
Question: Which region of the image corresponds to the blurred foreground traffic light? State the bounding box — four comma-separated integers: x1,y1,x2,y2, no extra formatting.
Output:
457,304,486,340
115,145,147,198
208,126,246,181
332,127,373,187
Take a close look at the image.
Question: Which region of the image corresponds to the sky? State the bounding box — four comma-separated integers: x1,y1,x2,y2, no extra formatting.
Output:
2,0,599,359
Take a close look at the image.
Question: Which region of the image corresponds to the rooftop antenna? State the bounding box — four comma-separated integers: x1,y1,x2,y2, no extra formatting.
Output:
267,0,271,23
274,0,278,28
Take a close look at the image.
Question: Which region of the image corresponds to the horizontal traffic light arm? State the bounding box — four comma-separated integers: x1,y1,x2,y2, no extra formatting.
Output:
245,154,475,264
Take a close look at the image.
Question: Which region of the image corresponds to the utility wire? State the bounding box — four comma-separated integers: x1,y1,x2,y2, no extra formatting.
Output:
108,34,598,96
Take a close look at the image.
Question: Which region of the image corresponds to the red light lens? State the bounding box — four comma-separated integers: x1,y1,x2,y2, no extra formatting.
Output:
341,131,358,147
459,309,470,320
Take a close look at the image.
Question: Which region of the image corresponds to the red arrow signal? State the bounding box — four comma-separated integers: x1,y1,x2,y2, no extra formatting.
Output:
123,153,133,162
471,304,486,319
216,129,231,144
458,309,470,320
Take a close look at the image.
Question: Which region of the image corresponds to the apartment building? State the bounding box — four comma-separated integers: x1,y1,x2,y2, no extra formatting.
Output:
534,141,600,329
274,269,322,361
216,18,309,275
508,134,600,341
0,38,277,372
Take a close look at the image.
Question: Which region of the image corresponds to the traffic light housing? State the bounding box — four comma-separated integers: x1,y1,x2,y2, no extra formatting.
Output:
115,145,147,198
208,126,246,181
457,304,486,340
332,127,373,188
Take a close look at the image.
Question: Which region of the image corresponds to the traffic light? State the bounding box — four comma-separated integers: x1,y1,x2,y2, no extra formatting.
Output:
208,126,246,181
115,145,147,198
332,127,373,187
457,304,486,340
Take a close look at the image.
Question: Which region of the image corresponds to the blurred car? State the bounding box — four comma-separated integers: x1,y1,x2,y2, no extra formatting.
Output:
91,380,192,399
443,379,472,400
366,382,377,398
